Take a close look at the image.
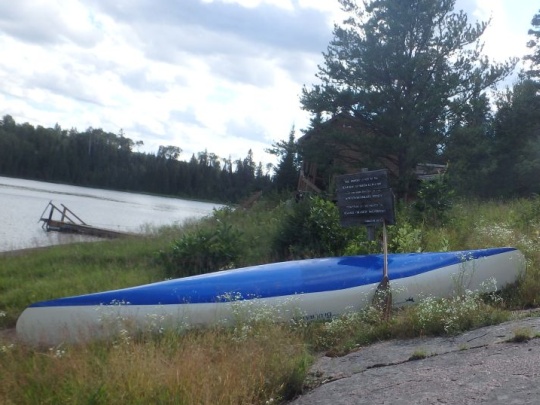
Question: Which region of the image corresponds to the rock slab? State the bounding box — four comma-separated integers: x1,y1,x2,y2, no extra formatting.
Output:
290,315,540,405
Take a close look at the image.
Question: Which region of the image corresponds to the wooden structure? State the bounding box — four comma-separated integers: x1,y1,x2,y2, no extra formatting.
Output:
39,201,132,239
239,190,263,209
297,113,446,197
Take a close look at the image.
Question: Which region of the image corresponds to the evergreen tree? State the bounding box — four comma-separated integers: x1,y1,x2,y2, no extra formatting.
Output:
490,79,540,196
266,126,301,192
524,9,540,79
301,0,516,199
444,93,496,197
0,116,273,203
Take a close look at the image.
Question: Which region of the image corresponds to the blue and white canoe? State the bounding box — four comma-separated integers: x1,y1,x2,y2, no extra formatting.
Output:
16,247,525,346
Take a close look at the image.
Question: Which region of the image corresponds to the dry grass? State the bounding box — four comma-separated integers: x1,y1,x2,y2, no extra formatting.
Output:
1,322,310,404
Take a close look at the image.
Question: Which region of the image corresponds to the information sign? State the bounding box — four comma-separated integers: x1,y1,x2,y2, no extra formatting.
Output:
336,170,395,227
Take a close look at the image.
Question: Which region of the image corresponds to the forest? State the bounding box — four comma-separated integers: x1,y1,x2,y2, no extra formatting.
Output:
0,115,276,203
2,0,540,203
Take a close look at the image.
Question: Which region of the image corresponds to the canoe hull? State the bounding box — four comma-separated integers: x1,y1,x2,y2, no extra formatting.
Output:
16,248,525,346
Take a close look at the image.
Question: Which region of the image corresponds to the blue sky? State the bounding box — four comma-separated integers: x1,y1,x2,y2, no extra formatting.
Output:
0,0,538,166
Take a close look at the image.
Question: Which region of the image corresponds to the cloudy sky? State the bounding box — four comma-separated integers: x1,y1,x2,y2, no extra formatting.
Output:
0,0,538,166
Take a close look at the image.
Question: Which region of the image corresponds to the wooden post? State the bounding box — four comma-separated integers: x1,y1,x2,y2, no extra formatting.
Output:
383,221,388,280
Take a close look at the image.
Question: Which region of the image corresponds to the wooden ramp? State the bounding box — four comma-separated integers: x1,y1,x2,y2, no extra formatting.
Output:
39,201,133,239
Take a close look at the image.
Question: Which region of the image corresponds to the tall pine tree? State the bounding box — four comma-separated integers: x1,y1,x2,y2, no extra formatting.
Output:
266,126,301,192
301,0,515,199
524,9,540,79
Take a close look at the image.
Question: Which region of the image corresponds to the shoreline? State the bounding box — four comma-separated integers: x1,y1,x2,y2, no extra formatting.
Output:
0,245,53,257
0,243,75,257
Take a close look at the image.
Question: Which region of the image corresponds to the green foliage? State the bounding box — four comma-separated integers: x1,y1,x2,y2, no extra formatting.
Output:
489,79,540,197
409,350,429,361
159,219,244,277
524,10,540,79
309,285,509,356
4,195,540,404
301,0,515,199
310,307,393,356
266,126,301,192
0,115,272,203
0,319,310,405
0,238,168,328
412,174,454,225
504,195,540,233
342,230,380,256
507,327,533,343
389,222,423,253
444,93,496,197
272,196,352,259
408,290,508,336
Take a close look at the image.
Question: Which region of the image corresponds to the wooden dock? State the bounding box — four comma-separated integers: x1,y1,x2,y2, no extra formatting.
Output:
39,202,133,239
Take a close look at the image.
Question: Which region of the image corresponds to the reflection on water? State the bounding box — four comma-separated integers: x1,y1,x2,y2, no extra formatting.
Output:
0,176,222,252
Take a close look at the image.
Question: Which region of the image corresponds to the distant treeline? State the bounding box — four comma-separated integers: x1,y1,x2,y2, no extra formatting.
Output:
0,115,278,203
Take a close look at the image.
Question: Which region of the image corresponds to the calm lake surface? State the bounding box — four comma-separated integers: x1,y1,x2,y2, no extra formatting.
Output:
0,176,222,252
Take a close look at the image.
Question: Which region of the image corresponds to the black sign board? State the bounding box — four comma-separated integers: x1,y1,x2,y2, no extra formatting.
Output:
335,169,388,193
336,170,395,227
338,188,395,226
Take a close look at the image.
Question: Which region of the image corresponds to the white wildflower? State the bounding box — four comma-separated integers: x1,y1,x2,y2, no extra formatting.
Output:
1,343,15,353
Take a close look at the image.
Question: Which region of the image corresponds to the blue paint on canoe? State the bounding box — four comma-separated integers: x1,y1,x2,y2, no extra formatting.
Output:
29,247,516,308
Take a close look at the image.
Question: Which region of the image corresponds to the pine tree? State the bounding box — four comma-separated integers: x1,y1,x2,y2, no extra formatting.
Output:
301,0,516,199
524,9,540,79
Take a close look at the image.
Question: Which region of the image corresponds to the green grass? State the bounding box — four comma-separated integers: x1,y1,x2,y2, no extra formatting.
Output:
1,196,540,404
507,327,535,343
0,236,169,327
408,349,429,361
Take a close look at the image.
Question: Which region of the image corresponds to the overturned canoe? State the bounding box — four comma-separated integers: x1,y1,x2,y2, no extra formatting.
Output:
17,247,525,346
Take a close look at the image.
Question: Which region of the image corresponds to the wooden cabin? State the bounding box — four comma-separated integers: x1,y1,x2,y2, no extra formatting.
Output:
297,113,446,198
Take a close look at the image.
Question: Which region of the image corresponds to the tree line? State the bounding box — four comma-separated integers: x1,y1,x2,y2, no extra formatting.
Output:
0,115,277,203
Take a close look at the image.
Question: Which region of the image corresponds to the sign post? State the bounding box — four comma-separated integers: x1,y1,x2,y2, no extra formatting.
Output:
335,169,395,319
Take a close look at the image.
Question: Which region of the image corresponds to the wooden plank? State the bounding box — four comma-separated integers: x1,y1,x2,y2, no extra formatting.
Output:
38,202,134,239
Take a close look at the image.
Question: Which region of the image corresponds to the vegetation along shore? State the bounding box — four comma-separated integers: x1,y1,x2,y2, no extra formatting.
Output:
2,194,540,404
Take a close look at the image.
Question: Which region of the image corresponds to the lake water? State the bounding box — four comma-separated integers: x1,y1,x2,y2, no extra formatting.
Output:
0,176,222,252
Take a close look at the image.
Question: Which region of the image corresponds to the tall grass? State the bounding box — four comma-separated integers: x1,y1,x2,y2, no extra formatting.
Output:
1,323,310,404
0,237,169,327
1,196,540,403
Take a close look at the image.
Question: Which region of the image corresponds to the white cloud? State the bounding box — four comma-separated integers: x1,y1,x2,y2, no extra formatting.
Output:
0,0,537,167
457,0,538,65
0,1,102,47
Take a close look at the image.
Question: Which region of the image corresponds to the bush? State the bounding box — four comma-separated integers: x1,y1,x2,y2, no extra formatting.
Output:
159,220,244,277
272,196,353,259
412,173,453,225
389,221,423,253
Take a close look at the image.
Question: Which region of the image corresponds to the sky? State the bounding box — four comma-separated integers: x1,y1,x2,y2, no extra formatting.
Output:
0,0,539,167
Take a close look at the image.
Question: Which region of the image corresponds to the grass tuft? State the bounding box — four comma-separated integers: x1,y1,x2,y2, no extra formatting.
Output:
507,327,533,343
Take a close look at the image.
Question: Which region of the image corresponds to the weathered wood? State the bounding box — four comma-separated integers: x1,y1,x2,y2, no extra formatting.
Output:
39,202,133,239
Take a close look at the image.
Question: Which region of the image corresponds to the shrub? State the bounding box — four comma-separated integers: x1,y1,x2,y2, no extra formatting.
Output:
389,221,423,253
159,220,244,277
412,173,453,226
272,196,352,259
342,231,380,256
